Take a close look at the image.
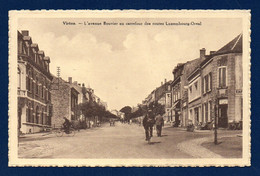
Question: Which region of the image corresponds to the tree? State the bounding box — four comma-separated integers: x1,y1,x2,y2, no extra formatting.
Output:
148,101,165,116
120,106,132,122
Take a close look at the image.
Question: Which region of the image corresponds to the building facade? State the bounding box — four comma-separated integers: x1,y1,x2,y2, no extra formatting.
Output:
50,77,79,128
18,31,53,134
171,64,185,126
187,67,203,125
180,58,202,127
200,34,243,128
184,34,242,128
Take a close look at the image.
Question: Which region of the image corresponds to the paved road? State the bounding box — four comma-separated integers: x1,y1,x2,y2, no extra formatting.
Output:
18,122,240,159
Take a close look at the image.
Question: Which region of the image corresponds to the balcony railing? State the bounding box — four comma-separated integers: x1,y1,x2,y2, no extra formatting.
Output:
18,89,27,97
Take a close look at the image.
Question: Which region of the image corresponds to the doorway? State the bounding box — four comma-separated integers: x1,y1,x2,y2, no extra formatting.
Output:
218,104,228,128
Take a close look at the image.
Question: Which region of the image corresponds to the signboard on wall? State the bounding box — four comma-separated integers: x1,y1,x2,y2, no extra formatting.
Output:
219,99,228,105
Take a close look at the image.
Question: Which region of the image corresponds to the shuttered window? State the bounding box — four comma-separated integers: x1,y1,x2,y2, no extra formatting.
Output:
219,67,227,88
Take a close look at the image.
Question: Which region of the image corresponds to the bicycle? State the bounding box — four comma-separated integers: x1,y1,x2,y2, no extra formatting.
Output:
54,127,76,137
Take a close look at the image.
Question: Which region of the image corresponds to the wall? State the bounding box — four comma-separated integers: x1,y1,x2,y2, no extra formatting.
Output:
51,77,71,128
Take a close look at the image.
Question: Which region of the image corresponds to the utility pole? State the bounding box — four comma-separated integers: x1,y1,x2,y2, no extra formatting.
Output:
57,66,60,89
214,104,218,145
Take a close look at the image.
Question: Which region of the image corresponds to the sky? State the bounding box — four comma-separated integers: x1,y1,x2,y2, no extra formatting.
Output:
18,17,242,111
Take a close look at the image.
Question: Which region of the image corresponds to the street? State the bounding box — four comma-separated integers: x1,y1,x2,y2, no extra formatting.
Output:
18,122,242,159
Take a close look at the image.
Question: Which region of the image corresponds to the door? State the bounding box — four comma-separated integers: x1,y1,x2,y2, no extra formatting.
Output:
218,104,228,128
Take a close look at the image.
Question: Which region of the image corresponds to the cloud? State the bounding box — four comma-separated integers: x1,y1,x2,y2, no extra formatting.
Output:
18,18,242,110
27,30,201,110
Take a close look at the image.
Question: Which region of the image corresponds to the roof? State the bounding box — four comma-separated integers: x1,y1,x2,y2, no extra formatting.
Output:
200,33,242,67
214,33,242,55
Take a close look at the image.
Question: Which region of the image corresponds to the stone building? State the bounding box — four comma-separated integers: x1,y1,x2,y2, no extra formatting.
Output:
50,77,79,128
200,34,243,128
17,31,53,133
185,34,242,128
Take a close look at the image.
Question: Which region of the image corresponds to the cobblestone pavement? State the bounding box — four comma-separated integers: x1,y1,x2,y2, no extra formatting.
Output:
18,123,241,159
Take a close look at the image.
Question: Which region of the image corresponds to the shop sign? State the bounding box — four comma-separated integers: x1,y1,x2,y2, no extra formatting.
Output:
219,99,228,104
236,89,242,94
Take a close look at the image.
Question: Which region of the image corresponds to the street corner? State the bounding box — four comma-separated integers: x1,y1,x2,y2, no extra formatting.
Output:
201,135,242,158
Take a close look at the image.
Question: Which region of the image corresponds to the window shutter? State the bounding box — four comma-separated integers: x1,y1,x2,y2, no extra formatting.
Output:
209,72,212,90
223,67,226,87
202,77,204,94
219,68,221,87
205,75,208,92
202,104,204,122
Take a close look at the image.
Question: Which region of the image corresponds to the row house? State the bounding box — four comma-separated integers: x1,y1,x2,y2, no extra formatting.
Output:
170,53,203,127
171,64,185,126
155,79,172,121
142,80,172,121
18,31,53,134
186,34,242,128
180,58,202,127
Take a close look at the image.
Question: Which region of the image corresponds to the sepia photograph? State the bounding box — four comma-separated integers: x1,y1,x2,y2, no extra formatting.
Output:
8,10,251,167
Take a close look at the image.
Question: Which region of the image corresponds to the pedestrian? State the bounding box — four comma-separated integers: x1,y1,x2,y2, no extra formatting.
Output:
143,110,155,141
155,113,164,137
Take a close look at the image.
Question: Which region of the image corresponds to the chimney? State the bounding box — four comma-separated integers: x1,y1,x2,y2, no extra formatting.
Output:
210,51,216,55
164,79,167,84
21,30,29,36
161,82,163,86
73,81,78,85
68,77,72,84
200,48,206,60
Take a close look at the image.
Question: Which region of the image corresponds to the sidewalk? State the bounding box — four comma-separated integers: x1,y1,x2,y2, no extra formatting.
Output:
177,133,242,158
201,135,242,158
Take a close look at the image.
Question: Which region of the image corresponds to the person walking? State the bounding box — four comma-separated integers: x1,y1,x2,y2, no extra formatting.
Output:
143,110,155,142
155,113,164,137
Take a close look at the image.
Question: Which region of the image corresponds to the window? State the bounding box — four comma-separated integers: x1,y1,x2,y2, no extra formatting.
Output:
203,73,212,93
195,81,198,90
41,85,44,99
36,77,39,95
205,75,208,93
219,67,227,87
209,101,212,120
209,72,212,91
189,109,193,120
27,103,31,122
205,103,208,122
189,86,192,94
27,71,32,92
18,68,21,89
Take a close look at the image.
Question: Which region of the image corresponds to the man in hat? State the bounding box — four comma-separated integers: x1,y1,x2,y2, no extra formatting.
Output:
143,109,155,141
155,112,164,137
